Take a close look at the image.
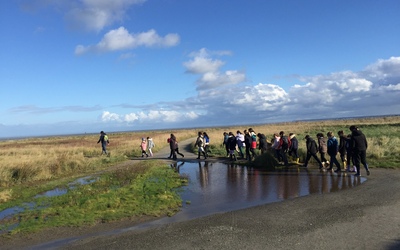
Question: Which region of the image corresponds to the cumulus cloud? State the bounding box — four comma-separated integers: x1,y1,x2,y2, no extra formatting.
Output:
101,110,199,124
75,27,180,54
101,56,400,128
183,48,246,90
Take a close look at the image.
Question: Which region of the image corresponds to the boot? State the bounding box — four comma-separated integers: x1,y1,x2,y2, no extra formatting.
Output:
355,166,360,176
295,158,300,164
233,155,237,161
203,152,207,159
197,152,201,159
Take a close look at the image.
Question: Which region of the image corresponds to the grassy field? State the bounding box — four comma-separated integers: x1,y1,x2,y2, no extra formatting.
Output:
0,115,399,234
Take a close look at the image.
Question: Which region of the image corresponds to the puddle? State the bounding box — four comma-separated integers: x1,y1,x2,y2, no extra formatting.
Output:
0,177,96,224
30,161,366,249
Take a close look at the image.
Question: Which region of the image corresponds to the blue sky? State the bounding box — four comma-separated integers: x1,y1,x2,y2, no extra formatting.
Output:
1,0,400,138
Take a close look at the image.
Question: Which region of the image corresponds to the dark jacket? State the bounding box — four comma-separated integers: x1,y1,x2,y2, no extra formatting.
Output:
244,134,252,147
97,133,109,144
306,138,318,154
258,134,268,150
351,129,368,151
338,135,346,154
327,136,338,156
170,136,177,150
227,136,237,150
290,136,298,150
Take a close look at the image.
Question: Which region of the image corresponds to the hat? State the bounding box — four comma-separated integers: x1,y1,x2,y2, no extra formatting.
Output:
142,138,145,141
349,125,357,131
304,135,310,140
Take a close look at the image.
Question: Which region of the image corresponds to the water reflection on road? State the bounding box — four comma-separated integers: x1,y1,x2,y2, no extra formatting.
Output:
132,161,365,228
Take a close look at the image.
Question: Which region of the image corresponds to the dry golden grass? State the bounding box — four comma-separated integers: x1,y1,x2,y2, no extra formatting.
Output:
0,116,399,190
0,129,198,188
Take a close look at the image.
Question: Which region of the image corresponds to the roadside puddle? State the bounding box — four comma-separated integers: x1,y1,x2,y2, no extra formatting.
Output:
28,161,366,249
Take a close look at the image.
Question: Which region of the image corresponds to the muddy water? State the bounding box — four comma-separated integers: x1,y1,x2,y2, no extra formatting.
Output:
30,161,366,249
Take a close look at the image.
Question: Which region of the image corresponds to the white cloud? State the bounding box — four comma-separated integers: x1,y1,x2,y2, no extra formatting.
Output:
97,56,399,129
183,48,246,90
101,111,121,122
102,110,199,124
75,27,180,54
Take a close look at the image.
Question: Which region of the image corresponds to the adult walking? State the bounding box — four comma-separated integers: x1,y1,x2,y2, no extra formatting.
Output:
350,125,370,176
337,130,347,169
257,133,268,155
169,134,177,160
97,131,109,155
303,135,324,169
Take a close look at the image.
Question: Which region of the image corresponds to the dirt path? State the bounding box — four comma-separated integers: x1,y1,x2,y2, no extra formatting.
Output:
1,139,400,250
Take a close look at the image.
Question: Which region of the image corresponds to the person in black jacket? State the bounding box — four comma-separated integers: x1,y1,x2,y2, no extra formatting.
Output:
243,130,253,160
303,135,324,169
257,133,268,155
97,131,109,155
337,130,347,169
350,125,370,176
227,132,237,161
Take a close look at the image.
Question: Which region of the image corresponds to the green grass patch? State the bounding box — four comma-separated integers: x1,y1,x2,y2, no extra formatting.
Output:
5,161,186,234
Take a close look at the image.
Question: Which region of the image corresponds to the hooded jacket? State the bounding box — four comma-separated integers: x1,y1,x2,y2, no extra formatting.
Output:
306,137,318,154
351,129,368,151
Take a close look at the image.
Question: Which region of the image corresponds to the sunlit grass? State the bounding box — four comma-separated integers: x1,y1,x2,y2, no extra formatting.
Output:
0,116,399,234
6,161,186,234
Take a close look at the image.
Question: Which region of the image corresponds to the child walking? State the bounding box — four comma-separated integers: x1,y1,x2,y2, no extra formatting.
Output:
140,138,149,157
147,137,155,157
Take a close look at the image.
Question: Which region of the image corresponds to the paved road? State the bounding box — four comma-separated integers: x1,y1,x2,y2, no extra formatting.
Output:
2,138,400,250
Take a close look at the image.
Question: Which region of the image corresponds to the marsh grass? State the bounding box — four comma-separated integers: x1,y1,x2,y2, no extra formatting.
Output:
4,161,185,234
195,116,400,168
0,116,399,234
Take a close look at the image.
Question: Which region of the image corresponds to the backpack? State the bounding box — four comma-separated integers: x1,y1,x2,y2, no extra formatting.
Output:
104,135,109,142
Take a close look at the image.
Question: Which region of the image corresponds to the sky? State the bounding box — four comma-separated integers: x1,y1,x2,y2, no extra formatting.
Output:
1,0,400,138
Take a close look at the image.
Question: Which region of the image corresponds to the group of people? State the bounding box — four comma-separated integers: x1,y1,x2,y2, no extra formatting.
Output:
303,125,370,176
98,124,370,176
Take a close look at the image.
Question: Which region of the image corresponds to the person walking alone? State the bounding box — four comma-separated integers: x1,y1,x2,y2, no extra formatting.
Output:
97,131,109,156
